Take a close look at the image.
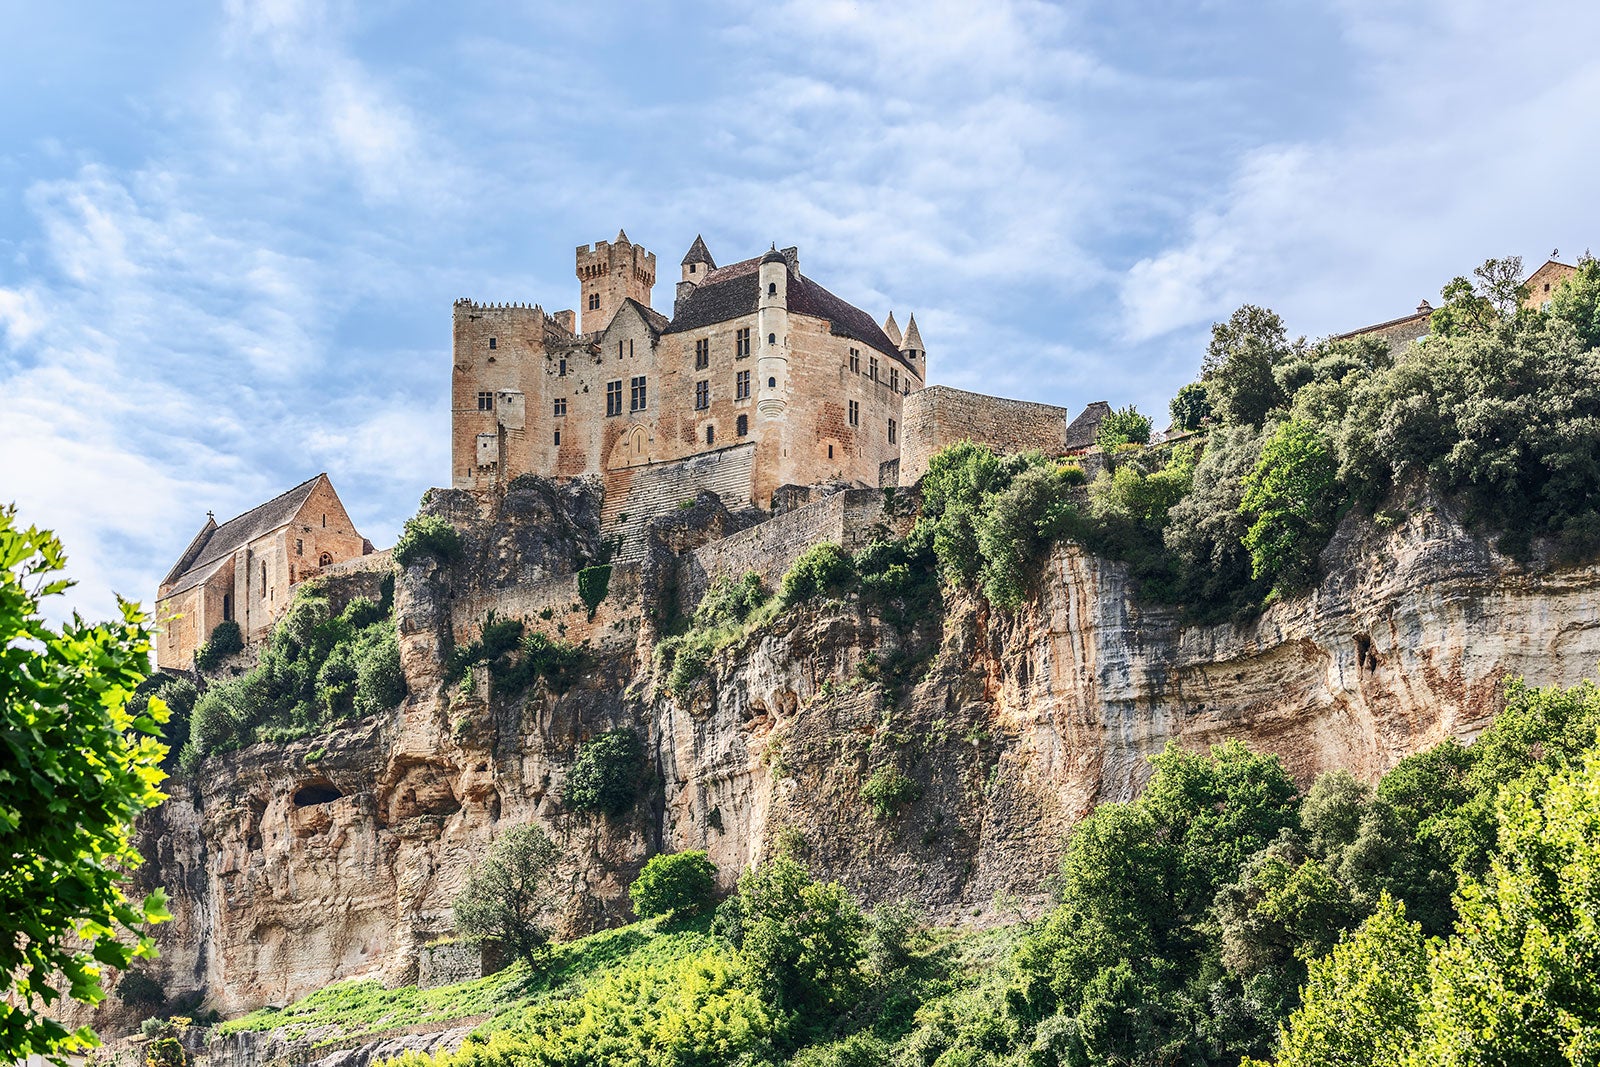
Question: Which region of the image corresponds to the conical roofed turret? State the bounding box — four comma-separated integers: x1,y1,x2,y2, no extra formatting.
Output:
681,234,716,269
883,311,902,347
900,313,923,354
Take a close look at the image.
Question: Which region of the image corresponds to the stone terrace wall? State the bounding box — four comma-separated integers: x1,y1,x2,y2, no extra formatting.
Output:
676,487,913,613
602,443,757,563
900,385,1069,486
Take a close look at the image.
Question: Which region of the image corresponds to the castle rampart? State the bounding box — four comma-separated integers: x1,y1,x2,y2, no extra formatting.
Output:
899,386,1071,484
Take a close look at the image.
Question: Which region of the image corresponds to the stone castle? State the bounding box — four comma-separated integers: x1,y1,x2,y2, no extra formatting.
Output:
449,231,1099,545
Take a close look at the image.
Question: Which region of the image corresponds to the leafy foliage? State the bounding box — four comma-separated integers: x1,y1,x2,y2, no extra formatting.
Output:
1094,404,1152,449
778,543,856,606
453,824,561,971
195,619,243,671
178,585,404,772
564,729,645,817
629,851,718,921
393,514,464,568
861,766,922,820
448,614,584,698
1240,418,1340,594
0,507,172,1064
1170,380,1213,431
735,853,866,1025
1202,304,1295,429
577,564,611,617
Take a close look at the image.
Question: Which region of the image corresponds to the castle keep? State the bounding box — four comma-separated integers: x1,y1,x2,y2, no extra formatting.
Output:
451,232,928,517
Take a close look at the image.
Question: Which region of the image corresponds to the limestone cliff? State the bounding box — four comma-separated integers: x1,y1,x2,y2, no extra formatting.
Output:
122,478,1600,1025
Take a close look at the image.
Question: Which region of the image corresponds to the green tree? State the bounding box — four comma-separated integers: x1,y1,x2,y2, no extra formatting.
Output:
1094,405,1152,449
0,508,172,1064
1428,256,1528,337
453,823,561,970
1202,305,1294,428
973,463,1080,609
1240,418,1340,593
1405,750,1600,1065
1546,254,1600,350
564,729,646,817
1169,381,1212,432
1264,895,1427,1067
1164,424,1269,617
629,851,718,921
735,853,865,1023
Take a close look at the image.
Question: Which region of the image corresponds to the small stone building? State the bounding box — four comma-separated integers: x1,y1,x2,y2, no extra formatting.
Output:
154,474,370,670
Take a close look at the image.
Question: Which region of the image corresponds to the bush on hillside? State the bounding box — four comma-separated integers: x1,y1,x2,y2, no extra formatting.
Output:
195,620,243,671
629,850,718,921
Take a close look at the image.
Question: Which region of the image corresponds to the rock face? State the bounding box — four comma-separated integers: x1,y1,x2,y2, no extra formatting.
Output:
123,478,1600,1025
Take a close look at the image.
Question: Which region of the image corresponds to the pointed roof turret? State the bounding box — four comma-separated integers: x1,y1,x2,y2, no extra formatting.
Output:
901,313,923,353
883,311,902,347
616,228,630,245
681,234,716,269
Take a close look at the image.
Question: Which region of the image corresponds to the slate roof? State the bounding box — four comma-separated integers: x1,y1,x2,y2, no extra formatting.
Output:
665,251,910,367
681,235,715,268
1064,401,1112,451
160,474,326,597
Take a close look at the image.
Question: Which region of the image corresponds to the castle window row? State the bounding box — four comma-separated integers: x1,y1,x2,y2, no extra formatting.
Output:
553,397,566,416
736,370,751,400
606,380,623,416
736,328,751,357
588,293,600,310
848,400,859,427
849,347,860,374
695,380,710,411
631,376,647,411
477,391,494,412
695,338,709,369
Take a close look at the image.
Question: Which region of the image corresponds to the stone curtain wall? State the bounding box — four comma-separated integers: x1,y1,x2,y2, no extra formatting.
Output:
602,442,757,561
677,487,914,611
900,386,1070,485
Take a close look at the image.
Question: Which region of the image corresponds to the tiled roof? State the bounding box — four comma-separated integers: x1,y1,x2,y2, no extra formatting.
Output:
681,235,715,268
666,251,910,368
1064,401,1112,450
161,474,325,596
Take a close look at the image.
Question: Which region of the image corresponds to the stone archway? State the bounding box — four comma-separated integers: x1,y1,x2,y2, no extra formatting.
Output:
608,424,651,469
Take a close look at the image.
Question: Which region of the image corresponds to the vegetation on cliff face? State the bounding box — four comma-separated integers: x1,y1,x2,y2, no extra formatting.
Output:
312,673,1600,1067
0,509,171,1064
176,578,404,774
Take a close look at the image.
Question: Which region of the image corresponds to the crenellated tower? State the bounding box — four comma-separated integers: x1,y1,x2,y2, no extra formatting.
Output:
576,229,656,333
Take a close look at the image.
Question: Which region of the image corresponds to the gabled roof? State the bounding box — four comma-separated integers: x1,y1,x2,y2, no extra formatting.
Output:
1064,401,1112,451
160,474,327,597
664,250,909,367
617,297,670,336
681,234,715,268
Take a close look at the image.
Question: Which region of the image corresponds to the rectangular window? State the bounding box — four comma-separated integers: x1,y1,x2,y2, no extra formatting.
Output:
869,356,878,382
559,358,567,376
706,425,715,446
848,399,859,427
589,292,600,310
554,429,561,446
631,376,647,411
606,380,623,416
477,391,494,412
849,347,860,374
890,367,899,391
736,328,751,357
488,337,496,350
295,538,303,556
695,338,709,369
828,444,834,459
553,397,566,416
695,380,710,410
736,370,751,400
889,418,898,444
737,413,748,437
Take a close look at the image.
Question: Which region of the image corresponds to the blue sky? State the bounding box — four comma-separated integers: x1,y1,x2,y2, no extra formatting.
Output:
4,0,1600,621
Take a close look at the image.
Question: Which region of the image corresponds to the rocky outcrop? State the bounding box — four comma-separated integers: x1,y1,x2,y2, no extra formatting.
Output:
117,479,1600,1032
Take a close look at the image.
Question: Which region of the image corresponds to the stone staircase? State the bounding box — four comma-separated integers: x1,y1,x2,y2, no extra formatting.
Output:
601,443,757,562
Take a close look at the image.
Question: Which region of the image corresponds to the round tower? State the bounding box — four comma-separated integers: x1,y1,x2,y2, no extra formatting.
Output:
756,246,789,417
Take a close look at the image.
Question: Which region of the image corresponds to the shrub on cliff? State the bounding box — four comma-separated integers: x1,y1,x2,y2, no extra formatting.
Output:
778,542,855,606
564,729,645,817
0,507,172,1064
454,823,561,971
735,853,866,1025
194,619,243,671
1094,404,1152,450
629,850,718,921
861,766,921,820
393,514,463,568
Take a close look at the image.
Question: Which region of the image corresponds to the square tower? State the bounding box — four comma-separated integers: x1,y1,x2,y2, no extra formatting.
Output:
576,229,656,333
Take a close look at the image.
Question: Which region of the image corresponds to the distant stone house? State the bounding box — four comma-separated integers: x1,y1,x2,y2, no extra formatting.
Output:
1336,258,1581,349
154,474,370,670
